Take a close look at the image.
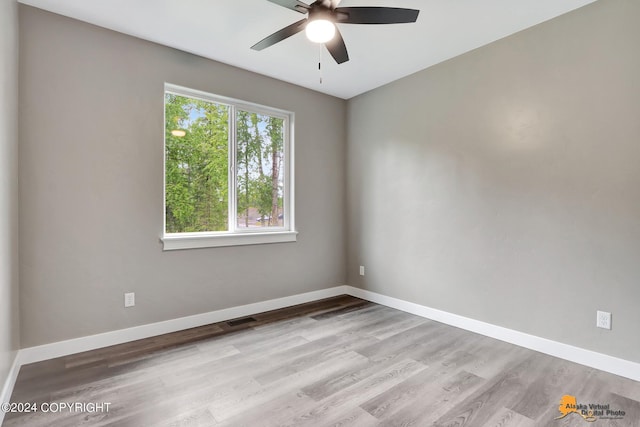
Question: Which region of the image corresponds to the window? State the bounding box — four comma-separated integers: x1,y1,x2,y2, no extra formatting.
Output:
162,84,296,250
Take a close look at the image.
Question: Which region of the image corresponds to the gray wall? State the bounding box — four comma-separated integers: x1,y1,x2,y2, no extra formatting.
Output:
0,0,20,388
347,0,640,363
19,6,347,347
16,0,640,365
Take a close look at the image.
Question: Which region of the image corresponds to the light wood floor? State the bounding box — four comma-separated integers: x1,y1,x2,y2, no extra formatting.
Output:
4,296,640,426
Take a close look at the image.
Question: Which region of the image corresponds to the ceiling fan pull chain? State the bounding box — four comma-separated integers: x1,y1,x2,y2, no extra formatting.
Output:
318,45,323,84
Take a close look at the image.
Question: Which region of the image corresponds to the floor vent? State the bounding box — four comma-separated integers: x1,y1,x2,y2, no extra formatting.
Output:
226,316,257,327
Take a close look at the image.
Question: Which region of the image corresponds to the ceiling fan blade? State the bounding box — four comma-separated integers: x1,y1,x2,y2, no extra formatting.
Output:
266,0,310,14
335,7,419,24
325,27,349,64
251,19,308,51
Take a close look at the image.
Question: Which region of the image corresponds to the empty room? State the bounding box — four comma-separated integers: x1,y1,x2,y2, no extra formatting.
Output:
1,0,639,425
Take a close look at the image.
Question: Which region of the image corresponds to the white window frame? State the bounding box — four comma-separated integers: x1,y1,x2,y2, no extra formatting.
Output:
161,83,296,250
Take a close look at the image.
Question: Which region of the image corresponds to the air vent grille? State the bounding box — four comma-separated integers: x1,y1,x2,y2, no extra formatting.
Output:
226,316,257,327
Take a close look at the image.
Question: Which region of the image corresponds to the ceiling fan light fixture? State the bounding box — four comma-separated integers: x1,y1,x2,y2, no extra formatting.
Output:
252,0,419,65
305,19,336,43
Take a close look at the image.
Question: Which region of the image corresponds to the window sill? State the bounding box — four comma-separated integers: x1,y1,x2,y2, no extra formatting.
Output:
161,231,298,251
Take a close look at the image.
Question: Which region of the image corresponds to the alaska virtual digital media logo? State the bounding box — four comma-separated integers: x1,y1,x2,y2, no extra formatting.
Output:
555,395,626,422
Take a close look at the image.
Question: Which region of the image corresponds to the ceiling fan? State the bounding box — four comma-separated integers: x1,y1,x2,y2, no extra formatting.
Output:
251,0,420,64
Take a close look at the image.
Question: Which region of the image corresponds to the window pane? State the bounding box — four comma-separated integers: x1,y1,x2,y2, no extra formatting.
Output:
165,93,229,233
236,110,285,229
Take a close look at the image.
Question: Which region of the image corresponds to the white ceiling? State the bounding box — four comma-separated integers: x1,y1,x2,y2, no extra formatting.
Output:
19,0,597,99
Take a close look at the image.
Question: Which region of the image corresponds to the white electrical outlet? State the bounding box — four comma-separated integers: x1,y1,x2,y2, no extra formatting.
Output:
124,292,135,308
596,310,611,330
359,266,365,276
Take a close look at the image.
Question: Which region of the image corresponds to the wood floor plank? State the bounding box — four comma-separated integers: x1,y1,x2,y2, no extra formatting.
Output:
215,390,316,427
308,300,375,321
207,351,370,422
284,359,428,427
96,405,218,427
507,357,576,420
296,310,395,342
432,353,552,427
610,374,640,403
359,361,449,419
299,354,421,401
375,369,485,427
254,332,379,386
464,340,531,380
319,406,380,427
160,336,310,389
481,407,536,427
355,320,444,362
606,392,640,427
156,407,218,427
92,373,226,427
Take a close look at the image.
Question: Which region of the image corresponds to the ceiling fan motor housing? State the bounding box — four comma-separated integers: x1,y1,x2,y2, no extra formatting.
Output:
308,5,334,23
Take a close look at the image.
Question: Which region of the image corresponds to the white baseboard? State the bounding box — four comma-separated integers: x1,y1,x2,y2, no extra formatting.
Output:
344,286,640,382
0,351,21,425
19,285,349,365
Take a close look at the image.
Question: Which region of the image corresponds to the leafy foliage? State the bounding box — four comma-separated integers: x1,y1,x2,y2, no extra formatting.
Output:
165,94,284,233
